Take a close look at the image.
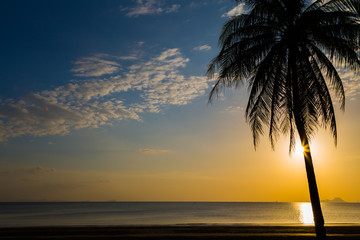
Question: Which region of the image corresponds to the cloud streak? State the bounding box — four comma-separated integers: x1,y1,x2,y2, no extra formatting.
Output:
138,148,171,154
71,55,121,77
1,166,57,175
0,49,212,141
125,0,180,17
24,166,57,175
194,44,212,52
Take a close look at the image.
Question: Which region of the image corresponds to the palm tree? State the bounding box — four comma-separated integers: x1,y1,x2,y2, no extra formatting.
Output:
207,0,360,239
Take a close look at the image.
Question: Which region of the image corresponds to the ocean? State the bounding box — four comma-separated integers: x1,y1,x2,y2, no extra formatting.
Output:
1,202,360,227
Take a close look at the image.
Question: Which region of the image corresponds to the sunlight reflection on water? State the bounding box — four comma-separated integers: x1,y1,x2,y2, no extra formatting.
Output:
299,202,314,225
2,202,360,227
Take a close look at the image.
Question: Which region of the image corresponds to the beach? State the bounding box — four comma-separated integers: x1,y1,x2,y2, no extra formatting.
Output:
2,202,360,239
1,225,360,239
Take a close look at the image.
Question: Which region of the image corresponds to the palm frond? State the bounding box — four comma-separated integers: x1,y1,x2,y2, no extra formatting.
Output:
208,0,360,150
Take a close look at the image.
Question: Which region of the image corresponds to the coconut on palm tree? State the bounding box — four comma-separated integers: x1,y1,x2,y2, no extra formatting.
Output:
207,0,360,239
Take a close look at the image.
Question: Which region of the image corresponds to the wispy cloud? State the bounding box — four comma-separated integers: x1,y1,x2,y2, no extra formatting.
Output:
123,48,212,113
222,3,246,18
165,4,180,13
1,166,57,175
189,2,207,8
117,55,138,61
71,55,121,77
0,49,212,141
0,91,138,142
138,148,171,154
24,166,57,175
194,44,212,52
223,105,243,113
338,68,360,101
125,0,180,17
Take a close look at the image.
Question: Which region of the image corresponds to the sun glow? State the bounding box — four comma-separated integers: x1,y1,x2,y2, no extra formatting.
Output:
291,139,315,160
299,202,314,225
292,141,307,160
295,144,305,156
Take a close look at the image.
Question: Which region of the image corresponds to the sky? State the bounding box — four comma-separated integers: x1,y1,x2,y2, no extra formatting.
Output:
1,0,360,202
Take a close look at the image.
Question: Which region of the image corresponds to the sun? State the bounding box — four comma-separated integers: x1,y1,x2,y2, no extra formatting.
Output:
291,138,315,159
295,144,305,156
292,140,315,159
293,141,306,159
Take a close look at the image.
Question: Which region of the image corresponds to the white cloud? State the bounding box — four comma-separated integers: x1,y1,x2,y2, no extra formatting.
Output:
222,3,246,18
0,49,212,141
0,91,138,142
3,50,357,142
125,48,212,113
194,44,212,52
125,0,180,17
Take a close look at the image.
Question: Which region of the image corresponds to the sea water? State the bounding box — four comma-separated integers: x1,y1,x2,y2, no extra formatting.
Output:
1,202,359,227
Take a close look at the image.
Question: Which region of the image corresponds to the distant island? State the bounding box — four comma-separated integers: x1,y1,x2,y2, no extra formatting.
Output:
322,197,346,203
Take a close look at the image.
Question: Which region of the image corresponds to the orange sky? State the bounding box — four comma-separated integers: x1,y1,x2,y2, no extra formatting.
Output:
1,91,359,202
1,1,359,203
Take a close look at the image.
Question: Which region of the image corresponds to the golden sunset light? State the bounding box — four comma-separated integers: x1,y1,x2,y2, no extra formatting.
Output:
1,0,360,239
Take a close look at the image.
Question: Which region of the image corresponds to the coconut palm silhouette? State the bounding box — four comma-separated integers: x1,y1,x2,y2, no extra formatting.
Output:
208,0,360,239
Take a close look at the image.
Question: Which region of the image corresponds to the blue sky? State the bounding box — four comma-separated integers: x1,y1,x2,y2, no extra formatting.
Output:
0,0,238,142
1,0,360,202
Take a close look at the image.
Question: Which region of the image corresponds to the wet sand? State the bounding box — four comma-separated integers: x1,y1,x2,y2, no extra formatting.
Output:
1,225,360,239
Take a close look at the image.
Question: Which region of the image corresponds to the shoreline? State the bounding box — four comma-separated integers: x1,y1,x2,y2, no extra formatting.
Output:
1,225,360,239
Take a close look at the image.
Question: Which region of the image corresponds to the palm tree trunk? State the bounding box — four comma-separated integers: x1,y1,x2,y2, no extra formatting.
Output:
289,45,327,239
300,133,327,240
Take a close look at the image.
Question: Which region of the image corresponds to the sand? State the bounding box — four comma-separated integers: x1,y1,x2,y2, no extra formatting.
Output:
1,225,360,239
